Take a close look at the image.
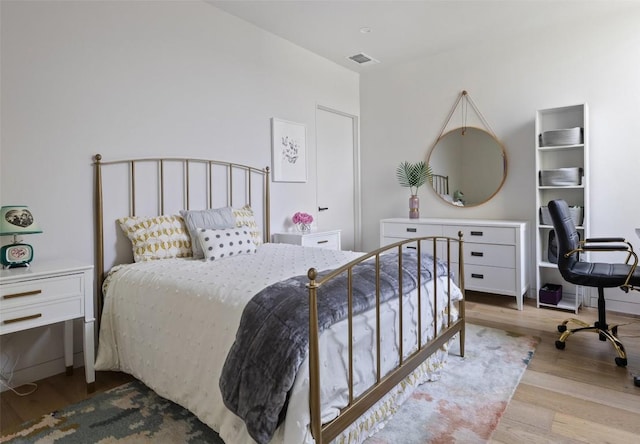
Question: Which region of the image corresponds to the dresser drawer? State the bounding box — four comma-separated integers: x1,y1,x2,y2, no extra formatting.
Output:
451,243,515,268
300,232,340,250
0,273,85,309
0,296,83,334
461,264,516,295
381,222,442,239
443,225,515,245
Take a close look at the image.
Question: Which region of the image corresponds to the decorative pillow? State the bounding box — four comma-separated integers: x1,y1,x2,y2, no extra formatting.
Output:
179,207,235,259
232,205,263,246
196,228,256,262
117,215,192,262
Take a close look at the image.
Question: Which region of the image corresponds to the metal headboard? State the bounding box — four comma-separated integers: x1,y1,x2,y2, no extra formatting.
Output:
431,174,449,195
93,154,270,318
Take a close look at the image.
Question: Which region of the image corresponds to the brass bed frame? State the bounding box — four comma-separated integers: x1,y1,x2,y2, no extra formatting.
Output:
93,154,465,444
431,173,449,195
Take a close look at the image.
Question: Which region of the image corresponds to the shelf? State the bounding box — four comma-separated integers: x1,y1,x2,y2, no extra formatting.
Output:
538,224,584,230
538,185,584,190
535,103,588,315
539,261,559,268
537,144,584,151
538,292,580,312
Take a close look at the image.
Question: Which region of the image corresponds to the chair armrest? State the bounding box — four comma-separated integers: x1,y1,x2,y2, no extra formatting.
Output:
584,237,626,243
581,244,630,252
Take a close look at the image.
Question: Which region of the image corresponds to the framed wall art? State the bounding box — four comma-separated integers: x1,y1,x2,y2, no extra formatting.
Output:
271,118,307,182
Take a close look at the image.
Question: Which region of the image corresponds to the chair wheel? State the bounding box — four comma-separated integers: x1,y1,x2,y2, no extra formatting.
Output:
555,340,566,350
615,357,627,367
557,325,567,333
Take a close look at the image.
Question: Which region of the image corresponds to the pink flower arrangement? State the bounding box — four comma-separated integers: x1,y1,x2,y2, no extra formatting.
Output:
292,212,313,225
292,212,313,231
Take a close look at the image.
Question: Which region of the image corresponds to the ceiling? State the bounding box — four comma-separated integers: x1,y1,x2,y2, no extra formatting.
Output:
209,0,637,73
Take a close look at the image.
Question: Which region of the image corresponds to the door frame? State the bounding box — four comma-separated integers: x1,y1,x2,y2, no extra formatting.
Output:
315,104,362,251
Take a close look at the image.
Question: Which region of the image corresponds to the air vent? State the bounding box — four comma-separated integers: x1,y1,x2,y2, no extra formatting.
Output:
347,53,380,65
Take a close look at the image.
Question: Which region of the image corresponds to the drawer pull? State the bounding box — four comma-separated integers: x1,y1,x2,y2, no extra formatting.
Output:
471,252,484,257
470,231,483,236
406,246,417,250
3,313,42,325
471,273,484,279
3,290,42,300
406,228,417,233
316,240,329,244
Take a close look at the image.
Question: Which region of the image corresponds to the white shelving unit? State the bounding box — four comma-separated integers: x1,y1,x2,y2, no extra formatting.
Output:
535,104,589,313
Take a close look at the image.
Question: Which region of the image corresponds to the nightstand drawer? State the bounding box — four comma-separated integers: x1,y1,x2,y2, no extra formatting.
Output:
273,230,342,250
0,273,84,309
300,232,339,249
0,296,83,334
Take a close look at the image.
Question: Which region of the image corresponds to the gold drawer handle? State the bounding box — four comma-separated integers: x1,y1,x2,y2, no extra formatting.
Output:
3,313,43,325
3,290,42,300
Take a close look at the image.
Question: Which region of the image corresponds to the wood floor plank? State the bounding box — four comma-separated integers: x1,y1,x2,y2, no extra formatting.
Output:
551,412,640,443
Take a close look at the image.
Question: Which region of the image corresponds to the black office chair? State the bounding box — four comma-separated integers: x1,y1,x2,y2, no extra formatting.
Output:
547,199,640,382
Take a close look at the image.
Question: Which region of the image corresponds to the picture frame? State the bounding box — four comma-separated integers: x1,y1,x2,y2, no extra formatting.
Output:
271,118,307,182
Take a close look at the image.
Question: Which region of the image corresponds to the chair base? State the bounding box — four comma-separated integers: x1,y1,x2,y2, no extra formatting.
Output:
555,317,628,367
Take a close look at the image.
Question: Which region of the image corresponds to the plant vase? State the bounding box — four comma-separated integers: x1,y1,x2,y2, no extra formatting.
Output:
297,223,311,233
409,195,419,219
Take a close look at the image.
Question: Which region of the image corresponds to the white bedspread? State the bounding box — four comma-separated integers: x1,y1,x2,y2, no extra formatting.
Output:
95,243,461,444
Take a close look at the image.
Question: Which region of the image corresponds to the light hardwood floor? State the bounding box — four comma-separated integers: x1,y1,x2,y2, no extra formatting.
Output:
1,292,639,441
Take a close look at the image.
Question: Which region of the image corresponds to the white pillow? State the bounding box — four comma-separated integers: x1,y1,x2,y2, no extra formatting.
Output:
179,207,235,259
196,227,257,262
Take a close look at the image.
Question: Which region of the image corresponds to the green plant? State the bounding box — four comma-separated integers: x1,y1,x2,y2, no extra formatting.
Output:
396,161,433,195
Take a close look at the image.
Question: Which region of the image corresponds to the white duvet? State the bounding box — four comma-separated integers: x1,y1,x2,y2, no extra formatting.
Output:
95,243,461,444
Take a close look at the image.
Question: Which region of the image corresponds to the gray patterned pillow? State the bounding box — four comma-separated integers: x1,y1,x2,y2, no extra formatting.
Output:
196,227,256,262
180,207,235,259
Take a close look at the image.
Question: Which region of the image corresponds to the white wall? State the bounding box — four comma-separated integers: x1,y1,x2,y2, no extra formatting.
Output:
360,7,640,313
0,0,359,384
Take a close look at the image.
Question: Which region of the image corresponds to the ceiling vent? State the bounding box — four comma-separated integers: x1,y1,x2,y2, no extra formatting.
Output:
347,53,380,65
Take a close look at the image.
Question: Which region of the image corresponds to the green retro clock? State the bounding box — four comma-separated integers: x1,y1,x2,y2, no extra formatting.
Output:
1,242,35,268
0,205,42,269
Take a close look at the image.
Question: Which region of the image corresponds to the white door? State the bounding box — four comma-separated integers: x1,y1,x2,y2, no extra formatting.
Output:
316,106,360,251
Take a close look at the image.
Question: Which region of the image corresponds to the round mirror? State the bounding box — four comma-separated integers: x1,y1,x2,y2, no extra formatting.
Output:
427,127,507,207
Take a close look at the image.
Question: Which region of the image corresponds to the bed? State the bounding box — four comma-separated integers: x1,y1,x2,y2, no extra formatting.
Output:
92,154,466,444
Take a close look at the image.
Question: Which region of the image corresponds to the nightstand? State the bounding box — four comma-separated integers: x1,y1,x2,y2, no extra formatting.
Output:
0,260,95,392
273,229,342,250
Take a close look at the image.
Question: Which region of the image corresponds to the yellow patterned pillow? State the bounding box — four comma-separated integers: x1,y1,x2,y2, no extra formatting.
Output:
118,215,192,262
232,205,263,246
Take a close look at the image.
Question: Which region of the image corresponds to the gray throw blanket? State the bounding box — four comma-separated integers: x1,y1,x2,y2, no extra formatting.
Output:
219,251,450,444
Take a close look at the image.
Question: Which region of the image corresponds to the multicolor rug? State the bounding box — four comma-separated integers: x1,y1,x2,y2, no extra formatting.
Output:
1,324,537,443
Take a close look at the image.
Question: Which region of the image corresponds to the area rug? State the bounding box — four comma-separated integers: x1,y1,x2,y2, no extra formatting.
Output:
1,324,537,443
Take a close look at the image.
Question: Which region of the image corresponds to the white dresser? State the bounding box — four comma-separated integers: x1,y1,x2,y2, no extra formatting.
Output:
380,218,528,310
273,229,341,250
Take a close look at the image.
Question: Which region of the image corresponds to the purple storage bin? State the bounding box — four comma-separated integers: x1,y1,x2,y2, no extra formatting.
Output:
539,283,562,305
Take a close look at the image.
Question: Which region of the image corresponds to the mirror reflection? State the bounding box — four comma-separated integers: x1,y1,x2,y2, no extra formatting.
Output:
427,127,507,207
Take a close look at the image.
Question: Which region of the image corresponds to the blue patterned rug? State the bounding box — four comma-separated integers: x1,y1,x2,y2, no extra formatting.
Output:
1,324,537,443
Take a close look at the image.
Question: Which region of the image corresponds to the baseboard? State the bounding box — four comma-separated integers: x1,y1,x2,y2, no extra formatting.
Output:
0,352,85,393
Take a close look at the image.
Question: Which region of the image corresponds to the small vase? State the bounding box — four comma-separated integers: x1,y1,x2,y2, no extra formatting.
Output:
297,223,311,233
409,195,419,219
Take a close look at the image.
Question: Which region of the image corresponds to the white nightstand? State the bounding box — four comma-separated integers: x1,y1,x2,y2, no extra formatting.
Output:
0,260,95,392
273,229,341,250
